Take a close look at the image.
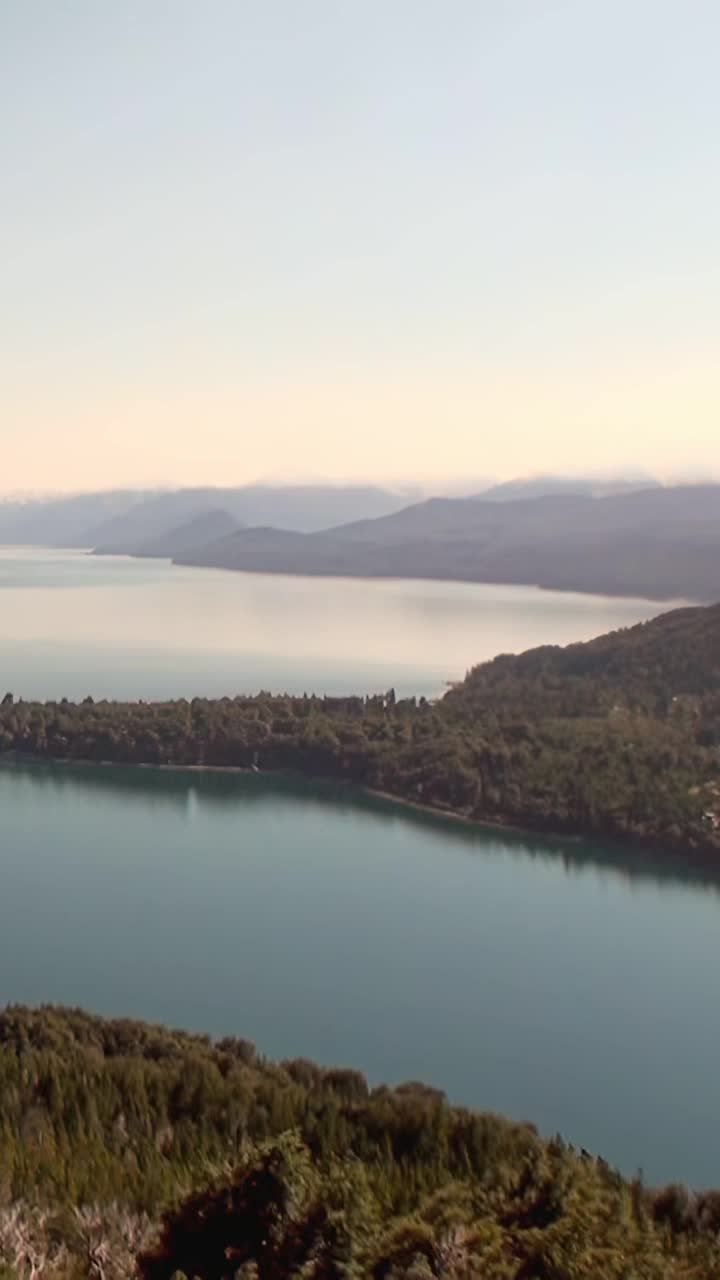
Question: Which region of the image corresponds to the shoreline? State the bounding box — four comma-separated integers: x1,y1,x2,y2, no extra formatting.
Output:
140,548,701,608
3,751,718,872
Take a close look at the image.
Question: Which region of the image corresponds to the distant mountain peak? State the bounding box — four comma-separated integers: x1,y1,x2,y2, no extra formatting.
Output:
477,474,660,502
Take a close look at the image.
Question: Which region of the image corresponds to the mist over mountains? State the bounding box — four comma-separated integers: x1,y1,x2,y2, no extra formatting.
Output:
0,484,413,548
1,476,718,602
175,484,720,602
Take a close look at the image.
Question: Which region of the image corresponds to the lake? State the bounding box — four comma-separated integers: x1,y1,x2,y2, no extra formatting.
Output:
2,547,712,1188
0,546,670,701
2,760,719,1189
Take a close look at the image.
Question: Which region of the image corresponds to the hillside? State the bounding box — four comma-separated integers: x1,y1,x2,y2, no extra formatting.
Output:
132,508,240,559
2,603,718,855
0,1006,719,1280
5,482,718,603
0,490,141,547
0,485,410,550
91,486,414,553
447,602,720,714
175,484,720,602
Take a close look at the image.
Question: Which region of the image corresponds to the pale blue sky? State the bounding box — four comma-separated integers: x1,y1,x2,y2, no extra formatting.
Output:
2,1,719,491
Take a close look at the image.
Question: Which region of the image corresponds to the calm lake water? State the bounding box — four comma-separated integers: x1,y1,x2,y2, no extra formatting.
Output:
0,546,669,700
2,548,711,1186
2,761,719,1189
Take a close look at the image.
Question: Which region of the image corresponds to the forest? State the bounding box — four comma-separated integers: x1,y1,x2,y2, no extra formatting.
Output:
1,603,718,857
0,1006,720,1278
0,608,718,1275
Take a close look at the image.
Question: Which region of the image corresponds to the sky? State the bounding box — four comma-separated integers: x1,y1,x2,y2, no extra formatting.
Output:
2,0,719,493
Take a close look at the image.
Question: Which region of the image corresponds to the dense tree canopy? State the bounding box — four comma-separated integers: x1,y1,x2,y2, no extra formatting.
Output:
0,1008,720,1279
139,1129,720,1280
1,604,718,856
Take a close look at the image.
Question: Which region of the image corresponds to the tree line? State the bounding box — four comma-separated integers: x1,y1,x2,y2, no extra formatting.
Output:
0,1006,720,1278
1,604,718,855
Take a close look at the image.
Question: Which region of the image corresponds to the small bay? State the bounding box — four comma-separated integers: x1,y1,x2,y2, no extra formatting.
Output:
2,760,719,1189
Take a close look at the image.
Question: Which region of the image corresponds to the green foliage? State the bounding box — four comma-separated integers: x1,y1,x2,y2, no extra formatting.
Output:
0,1006,536,1212
1,604,718,855
0,1009,719,1277
138,1131,375,1280
139,1134,720,1280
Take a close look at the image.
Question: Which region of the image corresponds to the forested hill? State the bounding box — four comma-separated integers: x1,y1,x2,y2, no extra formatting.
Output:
441,604,719,852
1,603,718,856
447,602,720,713
1,1005,720,1280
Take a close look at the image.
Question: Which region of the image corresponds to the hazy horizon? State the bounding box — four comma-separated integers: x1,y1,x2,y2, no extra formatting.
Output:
4,466,720,504
4,1,720,491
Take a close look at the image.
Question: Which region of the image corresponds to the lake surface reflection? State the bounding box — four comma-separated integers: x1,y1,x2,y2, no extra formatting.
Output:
0,546,669,700
2,760,719,1188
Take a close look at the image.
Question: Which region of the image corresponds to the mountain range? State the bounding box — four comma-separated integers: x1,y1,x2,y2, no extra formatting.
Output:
0,484,413,548
1,477,718,601
176,483,720,602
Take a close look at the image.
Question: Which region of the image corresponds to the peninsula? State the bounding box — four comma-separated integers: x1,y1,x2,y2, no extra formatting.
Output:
2,602,718,858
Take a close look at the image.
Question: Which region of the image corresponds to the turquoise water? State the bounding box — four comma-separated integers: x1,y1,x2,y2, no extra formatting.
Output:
0,546,668,700
2,760,719,1189
1,548,708,1186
